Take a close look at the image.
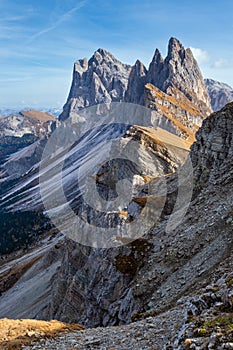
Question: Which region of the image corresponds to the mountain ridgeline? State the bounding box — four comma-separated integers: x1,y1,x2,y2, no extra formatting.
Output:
60,37,212,122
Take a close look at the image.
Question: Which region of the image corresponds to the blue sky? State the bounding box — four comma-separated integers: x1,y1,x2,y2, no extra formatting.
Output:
1,0,233,108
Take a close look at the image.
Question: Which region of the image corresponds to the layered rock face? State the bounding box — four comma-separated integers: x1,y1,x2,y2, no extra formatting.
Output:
60,38,212,131
205,78,233,111
191,102,233,187
59,49,131,120
146,38,212,117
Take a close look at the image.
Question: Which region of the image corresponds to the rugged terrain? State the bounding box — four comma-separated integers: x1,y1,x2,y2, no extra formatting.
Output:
1,99,232,350
0,38,232,349
0,109,56,166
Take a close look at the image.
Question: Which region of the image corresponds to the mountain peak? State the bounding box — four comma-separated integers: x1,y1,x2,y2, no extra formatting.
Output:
60,37,212,120
95,48,111,56
168,37,184,50
151,48,164,64
167,37,185,59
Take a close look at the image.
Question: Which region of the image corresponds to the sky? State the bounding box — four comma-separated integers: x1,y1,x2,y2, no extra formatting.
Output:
1,0,233,109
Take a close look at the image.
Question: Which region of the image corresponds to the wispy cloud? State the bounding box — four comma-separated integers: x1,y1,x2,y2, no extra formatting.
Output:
190,47,210,64
29,1,87,42
212,58,233,69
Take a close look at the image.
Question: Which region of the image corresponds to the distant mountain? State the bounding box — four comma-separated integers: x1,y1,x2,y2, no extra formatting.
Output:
205,78,233,111
0,109,56,166
0,109,56,138
0,107,62,118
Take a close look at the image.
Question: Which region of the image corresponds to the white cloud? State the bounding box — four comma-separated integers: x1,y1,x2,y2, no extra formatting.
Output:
212,58,233,69
190,47,210,64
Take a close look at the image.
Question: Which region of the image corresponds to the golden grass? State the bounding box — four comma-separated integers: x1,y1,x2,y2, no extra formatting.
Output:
0,318,84,349
20,109,56,122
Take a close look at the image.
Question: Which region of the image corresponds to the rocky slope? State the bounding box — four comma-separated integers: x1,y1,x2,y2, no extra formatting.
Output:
205,78,233,111
0,38,232,349
1,93,232,350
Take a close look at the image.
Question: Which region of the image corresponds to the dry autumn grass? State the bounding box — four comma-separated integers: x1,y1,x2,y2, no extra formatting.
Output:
0,318,85,349
20,109,56,122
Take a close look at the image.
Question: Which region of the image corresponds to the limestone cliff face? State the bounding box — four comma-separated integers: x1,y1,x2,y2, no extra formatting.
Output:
60,38,212,143
146,38,212,118
125,60,147,104
191,102,233,187
60,49,131,120
205,78,233,111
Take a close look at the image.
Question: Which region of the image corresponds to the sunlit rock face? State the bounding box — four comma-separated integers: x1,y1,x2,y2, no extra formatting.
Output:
59,49,131,121
60,38,212,125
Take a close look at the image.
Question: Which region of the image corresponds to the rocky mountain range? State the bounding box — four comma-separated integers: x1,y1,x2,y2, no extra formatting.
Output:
205,78,233,111
0,109,56,167
60,38,212,124
0,37,233,349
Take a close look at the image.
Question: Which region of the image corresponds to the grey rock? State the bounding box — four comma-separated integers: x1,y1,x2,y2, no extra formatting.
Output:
205,78,233,111
147,37,212,117
191,102,233,187
60,48,131,120
125,59,147,104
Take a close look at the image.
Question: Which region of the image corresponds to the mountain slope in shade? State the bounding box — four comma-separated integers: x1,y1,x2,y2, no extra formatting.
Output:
0,103,232,332
205,78,233,111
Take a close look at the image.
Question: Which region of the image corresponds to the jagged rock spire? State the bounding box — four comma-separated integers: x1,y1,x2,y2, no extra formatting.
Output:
125,60,147,104
60,37,212,121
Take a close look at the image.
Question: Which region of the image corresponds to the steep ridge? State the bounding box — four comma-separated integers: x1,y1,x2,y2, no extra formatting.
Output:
205,78,233,111
124,59,147,104
146,38,211,116
0,103,232,334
